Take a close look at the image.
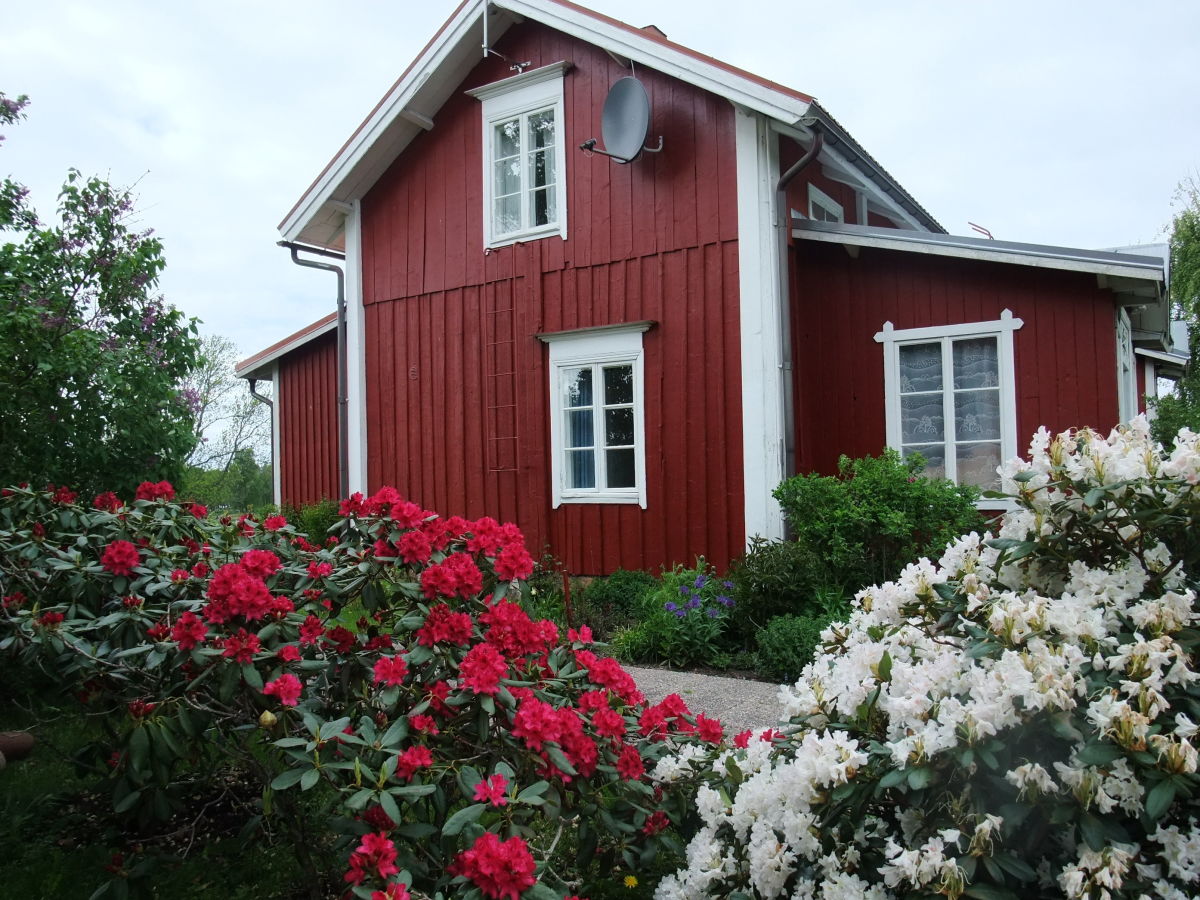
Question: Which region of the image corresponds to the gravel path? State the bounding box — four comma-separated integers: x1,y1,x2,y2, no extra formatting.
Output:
624,665,788,737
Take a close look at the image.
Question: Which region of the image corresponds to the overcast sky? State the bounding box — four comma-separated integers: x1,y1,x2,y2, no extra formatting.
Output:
3,1,1198,360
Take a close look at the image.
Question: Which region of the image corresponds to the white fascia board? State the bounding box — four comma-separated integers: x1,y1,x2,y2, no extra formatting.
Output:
271,362,282,507
495,0,812,124
735,106,786,544
280,0,492,244
236,317,339,380
343,201,369,494
795,227,1168,283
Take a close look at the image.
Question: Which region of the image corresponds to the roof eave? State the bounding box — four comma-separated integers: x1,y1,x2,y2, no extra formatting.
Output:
235,313,339,380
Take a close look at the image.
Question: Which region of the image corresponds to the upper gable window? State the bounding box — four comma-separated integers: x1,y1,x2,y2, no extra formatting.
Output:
467,62,570,249
808,183,844,223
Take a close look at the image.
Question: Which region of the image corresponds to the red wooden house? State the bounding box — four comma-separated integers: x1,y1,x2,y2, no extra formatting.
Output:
237,0,1169,574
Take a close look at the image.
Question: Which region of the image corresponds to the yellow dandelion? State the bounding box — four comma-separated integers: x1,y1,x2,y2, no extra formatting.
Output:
624,875,639,889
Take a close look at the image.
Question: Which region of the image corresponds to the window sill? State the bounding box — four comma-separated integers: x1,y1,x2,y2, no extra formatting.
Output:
555,493,644,508
486,224,565,250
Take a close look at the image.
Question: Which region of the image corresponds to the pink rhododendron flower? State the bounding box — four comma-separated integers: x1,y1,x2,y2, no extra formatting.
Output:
459,643,507,695
263,673,302,706
344,832,399,885
240,549,282,578
616,743,645,780
263,515,287,531
277,645,301,662
371,884,411,900
394,744,433,781
373,655,409,686
299,614,325,645
415,603,473,646
307,560,333,578
171,611,208,650
449,832,536,900
473,773,509,806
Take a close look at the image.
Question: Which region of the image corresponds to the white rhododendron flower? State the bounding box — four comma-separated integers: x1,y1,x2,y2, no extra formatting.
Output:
655,419,1200,900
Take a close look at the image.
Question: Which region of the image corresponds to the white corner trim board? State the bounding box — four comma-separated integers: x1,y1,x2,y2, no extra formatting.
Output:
734,106,786,544
343,201,369,494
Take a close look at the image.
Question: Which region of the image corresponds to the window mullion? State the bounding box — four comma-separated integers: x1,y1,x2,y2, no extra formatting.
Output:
593,364,606,490
942,337,956,483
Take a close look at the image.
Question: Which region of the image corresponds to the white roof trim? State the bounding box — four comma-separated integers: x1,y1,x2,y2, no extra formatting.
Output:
281,0,814,246
235,316,338,380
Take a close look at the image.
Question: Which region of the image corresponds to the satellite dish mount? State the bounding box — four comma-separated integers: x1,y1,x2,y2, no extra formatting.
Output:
580,76,663,164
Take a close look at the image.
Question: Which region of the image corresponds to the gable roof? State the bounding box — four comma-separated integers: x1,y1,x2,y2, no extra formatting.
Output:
280,0,940,249
236,312,337,381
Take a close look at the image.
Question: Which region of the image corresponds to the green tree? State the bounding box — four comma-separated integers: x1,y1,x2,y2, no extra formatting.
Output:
0,92,201,496
1150,176,1200,446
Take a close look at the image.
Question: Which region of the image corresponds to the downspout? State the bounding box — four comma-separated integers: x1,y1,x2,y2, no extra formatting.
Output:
774,129,823,482
277,240,349,500
247,378,275,500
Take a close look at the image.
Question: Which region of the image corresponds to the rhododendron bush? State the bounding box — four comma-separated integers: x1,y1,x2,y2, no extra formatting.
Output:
655,418,1200,900
0,484,717,898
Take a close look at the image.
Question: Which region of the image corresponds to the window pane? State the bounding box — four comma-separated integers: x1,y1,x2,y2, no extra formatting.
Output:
531,185,555,227
899,343,942,393
528,109,555,149
567,449,595,489
953,338,999,389
494,119,520,159
901,394,944,443
606,449,635,488
903,444,946,480
494,194,521,235
494,157,521,198
954,389,1001,441
567,409,593,449
957,442,1002,489
530,149,554,189
604,365,634,405
605,407,634,447
562,367,592,408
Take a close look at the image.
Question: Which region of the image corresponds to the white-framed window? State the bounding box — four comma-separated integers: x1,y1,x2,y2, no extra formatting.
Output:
875,310,1023,496
808,183,844,223
467,62,569,249
1116,308,1138,422
538,323,650,508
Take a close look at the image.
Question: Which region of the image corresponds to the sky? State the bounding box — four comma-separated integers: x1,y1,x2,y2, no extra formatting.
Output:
3,1,1198,362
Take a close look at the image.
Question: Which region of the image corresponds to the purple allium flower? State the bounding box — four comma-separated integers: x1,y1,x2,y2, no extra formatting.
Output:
716,594,732,607
678,584,689,596
664,601,677,613
686,597,701,610
693,575,706,589
706,608,719,618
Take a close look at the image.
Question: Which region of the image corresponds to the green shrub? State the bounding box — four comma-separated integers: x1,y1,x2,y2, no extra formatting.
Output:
754,614,827,683
773,449,986,593
726,538,847,645
613,563,735,668
573,568,657,640
519,550,567,623
284,498,340,542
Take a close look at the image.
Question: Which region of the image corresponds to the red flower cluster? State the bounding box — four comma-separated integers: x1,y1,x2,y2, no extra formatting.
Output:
370,883,411,900
473,773,509,807
146,622,170,642
415,603,473,647
573,650,644,706
642,810,670,835
100,540,140,576
188,502,208,518
36,610,64,628
616,743,644,780
511,696,598,779
128,698,156,719
458,642,508,695
494,542,534,581
220,628,261,663
394,744,433,781
240,549,282,578
396,530,432,564
277,644,301,662
373,655,409,686
449,832,536,900
306,560,333,578
135,480,175,501
299,614,325,645
480,599,557,659
92,491,121,512
263,514,288,531
263,673,302,706
171,611,208,650
419,552,483,600
345,833,400,885
205,562,273,622
2,591,27,609
50,485,78,505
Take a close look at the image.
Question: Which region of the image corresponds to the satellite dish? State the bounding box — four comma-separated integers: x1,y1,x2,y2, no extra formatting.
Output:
580,76,663,164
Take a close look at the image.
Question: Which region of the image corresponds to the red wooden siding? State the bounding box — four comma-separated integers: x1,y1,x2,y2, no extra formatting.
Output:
359,22,744,574
278,330,339,508
778,137,898,228
790,241,1122,478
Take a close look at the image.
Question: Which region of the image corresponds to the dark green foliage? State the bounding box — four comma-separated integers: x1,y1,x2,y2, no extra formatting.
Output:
519,551,568,624
612,564,735,668
288,497,341,541
754,614,828,683
573,568,657,640
726,537,846,645
773,449,986,594
179,449,273,511
1151,177,1200,446
0,94,202,496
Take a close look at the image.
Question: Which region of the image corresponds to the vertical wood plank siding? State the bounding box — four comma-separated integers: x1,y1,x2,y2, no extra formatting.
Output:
359,22,743,574
278,331,339,507
790,241,1121,478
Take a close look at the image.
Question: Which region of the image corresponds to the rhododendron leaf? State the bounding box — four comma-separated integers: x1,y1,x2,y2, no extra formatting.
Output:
575,825,599,867
300,767,320,791
496,686,516,708
218,663,240,702
524,884,560,900
516,780,549,804
390,784,437,799
442,802,486,836
156,722,183,758
270,768,305,790
480,695,494,715
274,737,308,748
1046,712,1084,743
905,766,933,790
993,853,1036,882
381,719,409,748
495,760,515,780
379,790,402,824
241,663,263,690
963,886,1019,900
1145,778,1176,822
395,823,437,840
458,766,483,794
1074,740,1123,767
129,723,150,771
380,686,400,706
406,646,432,666
298,659,330,671
543,744,577,776
1078,813,1106,851
113,789,143,813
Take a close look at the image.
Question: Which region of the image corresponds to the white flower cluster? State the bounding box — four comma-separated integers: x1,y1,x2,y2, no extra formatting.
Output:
656,419,1200,899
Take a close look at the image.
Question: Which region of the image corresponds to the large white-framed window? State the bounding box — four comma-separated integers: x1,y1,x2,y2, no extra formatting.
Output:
808,183,844,223
538,323,650,508
467,62,569,249
875,310,1023,497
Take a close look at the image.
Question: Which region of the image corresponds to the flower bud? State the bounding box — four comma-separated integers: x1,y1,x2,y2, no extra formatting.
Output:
258,710,278,729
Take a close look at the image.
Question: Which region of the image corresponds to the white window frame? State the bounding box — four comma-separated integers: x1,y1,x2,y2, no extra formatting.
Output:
467,62,569,249
808,183,844,223
875,310,1023,506
538,322,650,508
1116,308,1138,422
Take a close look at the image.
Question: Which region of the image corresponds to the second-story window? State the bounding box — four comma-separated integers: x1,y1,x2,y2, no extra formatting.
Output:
468,62,569,249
